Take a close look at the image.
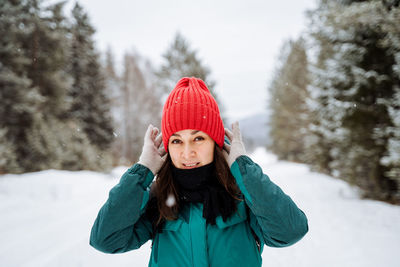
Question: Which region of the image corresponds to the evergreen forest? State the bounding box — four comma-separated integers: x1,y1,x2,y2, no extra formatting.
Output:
1,0,399,204
268,0,400,203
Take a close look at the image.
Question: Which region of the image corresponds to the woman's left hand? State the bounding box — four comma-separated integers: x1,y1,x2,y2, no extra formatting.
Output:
223,121,246,167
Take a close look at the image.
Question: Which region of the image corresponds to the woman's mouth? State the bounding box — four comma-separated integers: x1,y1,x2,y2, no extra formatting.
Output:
182,162,200,169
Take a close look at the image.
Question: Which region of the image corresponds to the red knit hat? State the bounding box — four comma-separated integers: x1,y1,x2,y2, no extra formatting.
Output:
162,77,224,152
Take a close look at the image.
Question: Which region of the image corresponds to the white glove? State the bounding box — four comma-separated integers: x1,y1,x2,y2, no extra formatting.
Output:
138,124,166,175
223,121,246,167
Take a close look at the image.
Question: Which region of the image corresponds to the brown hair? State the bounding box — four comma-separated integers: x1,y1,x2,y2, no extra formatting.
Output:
152,145,241,226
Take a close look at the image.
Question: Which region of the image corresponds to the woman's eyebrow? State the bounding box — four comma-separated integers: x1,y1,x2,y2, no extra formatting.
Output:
171,130,200,137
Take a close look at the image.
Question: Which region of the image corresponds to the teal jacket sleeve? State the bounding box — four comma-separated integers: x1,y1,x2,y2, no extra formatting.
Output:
231,155,308,248
90,163,154,253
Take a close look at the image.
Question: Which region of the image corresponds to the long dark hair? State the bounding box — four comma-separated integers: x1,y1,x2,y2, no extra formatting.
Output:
146,145,242,229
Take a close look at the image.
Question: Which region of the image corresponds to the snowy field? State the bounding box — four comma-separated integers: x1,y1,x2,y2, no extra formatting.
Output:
1,148,399,267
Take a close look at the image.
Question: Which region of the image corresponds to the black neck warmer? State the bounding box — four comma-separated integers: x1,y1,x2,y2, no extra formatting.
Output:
171,162,236,225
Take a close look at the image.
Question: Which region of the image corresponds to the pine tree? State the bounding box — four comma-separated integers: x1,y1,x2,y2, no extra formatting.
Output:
374,0,400,201
68,3,114,152
304,1,339,174
0,0,76,172
119,51,161,163
21,0,78,171
0,128,19,174
103,47,124,165
1,0,117,173
157,32,226,120
21,0,70,117
268,38,311,162
104,46,118,81
0,0,38,173
308,0,400,202
383,88,400,200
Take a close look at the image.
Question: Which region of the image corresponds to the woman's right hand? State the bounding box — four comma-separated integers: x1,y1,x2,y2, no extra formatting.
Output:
138,124,166,175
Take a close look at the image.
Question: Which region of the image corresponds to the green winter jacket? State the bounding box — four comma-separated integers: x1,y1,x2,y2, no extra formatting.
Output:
90,155,308,266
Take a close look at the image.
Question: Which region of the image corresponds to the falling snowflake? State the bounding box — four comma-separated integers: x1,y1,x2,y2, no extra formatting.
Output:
166,194,176,207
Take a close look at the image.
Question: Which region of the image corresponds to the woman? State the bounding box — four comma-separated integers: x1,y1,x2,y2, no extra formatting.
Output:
90,77,308,266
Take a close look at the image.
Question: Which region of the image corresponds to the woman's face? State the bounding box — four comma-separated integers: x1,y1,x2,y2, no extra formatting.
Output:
168,129,215,169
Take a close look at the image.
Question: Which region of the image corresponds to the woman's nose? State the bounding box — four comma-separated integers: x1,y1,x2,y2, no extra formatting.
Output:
182,144,195,159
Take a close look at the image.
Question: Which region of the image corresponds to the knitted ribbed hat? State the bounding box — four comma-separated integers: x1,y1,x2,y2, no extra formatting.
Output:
162,77,224,152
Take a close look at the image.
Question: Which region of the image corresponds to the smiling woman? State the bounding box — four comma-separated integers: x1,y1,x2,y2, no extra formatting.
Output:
89,77,309,266
168,130,215,169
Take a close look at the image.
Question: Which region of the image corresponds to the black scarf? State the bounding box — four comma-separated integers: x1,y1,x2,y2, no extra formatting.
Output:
171,162,236,225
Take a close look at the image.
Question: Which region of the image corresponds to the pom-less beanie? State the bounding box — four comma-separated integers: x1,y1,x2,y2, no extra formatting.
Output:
161,77,224,152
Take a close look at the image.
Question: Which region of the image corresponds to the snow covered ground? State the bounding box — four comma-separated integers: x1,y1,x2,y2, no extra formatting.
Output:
0,147,399,267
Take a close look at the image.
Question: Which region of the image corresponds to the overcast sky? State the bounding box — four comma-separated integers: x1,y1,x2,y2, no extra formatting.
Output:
66,0,317,121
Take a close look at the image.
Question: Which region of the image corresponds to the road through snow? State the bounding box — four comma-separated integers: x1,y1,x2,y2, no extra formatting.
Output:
0,148,399,267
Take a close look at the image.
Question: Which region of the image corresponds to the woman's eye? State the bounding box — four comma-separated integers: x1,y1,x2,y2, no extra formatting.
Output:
194,136,205,141
171,139,182,144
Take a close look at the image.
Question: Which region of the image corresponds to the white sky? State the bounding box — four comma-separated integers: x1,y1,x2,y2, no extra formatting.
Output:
66,0,317,121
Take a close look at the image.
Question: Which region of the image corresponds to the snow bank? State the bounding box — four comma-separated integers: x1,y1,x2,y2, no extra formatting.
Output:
0,148,399,267
0,168,151,267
